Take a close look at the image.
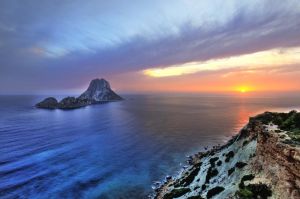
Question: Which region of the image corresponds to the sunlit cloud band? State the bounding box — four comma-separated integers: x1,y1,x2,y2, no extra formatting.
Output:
143,48,300,77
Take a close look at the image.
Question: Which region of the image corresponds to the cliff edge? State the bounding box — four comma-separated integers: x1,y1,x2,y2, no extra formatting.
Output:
153,111,300,199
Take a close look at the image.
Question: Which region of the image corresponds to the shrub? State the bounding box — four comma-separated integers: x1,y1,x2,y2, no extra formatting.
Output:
194,162,202,168
225,151,234,162
235,162,247,168
234,111,300,142
253,111,300,129
242,140,249,146
237,183,272,199
209,157,219,167
187,196,204,199
241,174,255,182
247,183,272,199
206,186,225,199
163,188,191,199
205,167,219,183
239,174,255,188
228,167,235,176
180,166,201,186
237,187,253,199
287,130,300,142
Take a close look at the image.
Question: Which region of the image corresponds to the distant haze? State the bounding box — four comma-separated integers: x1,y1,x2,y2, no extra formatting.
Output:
0,0,300,93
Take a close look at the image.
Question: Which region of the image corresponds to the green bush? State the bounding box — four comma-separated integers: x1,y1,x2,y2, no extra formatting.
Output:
248,183,272,199
205,167,218,183
187,195,204,199
207,186,225,199
181,166,201,186
209,157,219,167
237,183,272,199
163,188,191,199
235,162,247,169
228,167,235,176
225,151,234,162
237,187,253,198
242,140,249,146
254,111,300,132
239,174,255,188
241,174,255,182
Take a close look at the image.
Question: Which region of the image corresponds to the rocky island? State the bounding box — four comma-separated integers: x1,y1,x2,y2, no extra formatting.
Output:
153,111,300,199
36,78,123,109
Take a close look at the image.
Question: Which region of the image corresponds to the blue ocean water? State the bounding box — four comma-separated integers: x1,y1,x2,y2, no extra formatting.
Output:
0,93,300,199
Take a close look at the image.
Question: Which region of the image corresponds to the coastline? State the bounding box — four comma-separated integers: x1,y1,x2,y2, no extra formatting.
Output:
152,111,300,199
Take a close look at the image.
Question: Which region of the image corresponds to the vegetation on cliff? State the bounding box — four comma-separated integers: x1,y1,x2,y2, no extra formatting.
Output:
154,111,300,199
253,111,300,143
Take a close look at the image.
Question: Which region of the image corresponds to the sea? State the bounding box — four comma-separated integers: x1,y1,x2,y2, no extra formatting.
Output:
0,93,300,199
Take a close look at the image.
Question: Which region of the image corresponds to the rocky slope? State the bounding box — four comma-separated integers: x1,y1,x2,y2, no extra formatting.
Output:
36,78,123,109
78,78,122,102
153,111,300,199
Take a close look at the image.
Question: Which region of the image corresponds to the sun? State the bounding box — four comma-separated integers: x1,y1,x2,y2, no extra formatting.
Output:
237,86,250,93
240,88,247,93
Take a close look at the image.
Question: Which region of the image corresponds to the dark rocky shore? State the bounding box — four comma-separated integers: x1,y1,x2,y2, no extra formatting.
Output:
36,78,123,109
153,111,300,199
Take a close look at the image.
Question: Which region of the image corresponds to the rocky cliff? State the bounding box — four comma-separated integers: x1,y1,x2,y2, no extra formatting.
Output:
153,111,300,199
78,78,123,102
36,78,123,109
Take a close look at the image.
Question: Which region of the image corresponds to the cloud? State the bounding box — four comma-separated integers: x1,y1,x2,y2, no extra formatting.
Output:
143,48,300,77
0,0,300,92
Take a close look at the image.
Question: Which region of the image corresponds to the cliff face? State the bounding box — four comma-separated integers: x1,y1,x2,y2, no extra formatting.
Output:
78,78,123,102
254,124,300,198
36,78,123,109
154,111,300,199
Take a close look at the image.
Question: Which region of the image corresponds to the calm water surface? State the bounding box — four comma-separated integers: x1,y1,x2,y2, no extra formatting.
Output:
0,93,300,199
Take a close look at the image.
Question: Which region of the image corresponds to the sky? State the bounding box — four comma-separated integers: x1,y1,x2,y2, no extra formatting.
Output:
0,0,300,94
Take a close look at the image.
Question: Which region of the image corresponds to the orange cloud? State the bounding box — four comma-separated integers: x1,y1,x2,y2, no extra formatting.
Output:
110,55,300,93
143,48,300,78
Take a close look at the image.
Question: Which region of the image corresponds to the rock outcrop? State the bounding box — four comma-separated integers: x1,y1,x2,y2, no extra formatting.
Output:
78,78,123,102
153,111,300,199
57,97,89,109
36,78,123,109
254,122,300,198
36,97,58,109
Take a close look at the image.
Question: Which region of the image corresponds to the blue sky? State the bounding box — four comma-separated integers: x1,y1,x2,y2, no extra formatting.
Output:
0,0,300,93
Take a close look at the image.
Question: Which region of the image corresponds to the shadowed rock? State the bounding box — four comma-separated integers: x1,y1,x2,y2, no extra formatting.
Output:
35,97,58,109
58,97,89,109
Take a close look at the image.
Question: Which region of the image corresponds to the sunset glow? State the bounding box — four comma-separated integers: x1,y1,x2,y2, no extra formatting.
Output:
238,87,249,93
143,48,300,78
240,88,246,93
1,1,300,198
0,0,300,93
